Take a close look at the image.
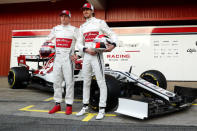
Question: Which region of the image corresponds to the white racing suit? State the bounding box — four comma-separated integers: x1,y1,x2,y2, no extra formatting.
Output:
47,24,78,105
77,17,117,107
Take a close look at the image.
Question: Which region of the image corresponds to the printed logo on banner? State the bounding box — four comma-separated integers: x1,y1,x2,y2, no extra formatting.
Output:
56,38,72,48
107,54,131,59
187,48,196,53
118,40,139,47
83,31,99,42
106,54,131,62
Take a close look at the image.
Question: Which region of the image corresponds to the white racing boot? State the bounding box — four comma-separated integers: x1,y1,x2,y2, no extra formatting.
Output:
96,108,105,120
76,106,88,116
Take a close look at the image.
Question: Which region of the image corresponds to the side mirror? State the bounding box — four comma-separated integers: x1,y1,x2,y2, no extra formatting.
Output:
129,66,132,73
105,63,110,67
105,63,110,69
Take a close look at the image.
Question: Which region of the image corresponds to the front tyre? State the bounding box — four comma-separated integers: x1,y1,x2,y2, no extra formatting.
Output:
140,70,167,98
140,70,167,89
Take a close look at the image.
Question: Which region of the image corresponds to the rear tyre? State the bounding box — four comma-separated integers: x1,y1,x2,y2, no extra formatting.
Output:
90,74,120,112
140,70,167,89
8,67,29,89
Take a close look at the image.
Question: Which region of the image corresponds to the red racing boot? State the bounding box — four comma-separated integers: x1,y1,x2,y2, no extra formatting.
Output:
48,104,61,114
65,105,72,115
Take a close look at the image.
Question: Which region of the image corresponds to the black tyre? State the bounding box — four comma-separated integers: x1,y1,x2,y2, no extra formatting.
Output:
90,74,121,112
8,67,29,89
174,86,197,103
140,70,167,89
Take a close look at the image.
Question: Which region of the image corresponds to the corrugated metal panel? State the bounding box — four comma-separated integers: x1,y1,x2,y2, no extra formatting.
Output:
3,0,197,76
106,2,197,22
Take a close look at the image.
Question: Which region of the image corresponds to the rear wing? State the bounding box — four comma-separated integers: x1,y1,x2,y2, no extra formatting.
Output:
17,55,49,64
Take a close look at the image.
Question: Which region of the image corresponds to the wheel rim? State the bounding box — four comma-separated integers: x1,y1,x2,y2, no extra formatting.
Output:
141,75,159,97
142,75,159,86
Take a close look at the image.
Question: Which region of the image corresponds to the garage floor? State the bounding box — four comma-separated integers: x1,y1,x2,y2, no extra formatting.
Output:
0,77,197,131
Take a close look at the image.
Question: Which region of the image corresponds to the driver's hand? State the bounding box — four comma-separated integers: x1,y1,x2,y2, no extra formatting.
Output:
85,48,97,55
44,40,52,45
46,40,52,43
104,44,115,52
70,54,78,61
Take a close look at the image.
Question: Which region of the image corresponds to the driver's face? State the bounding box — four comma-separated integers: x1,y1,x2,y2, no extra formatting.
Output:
60,15,70,25
83,8,93,19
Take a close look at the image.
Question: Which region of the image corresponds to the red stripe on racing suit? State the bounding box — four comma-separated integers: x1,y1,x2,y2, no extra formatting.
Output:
83,31,99,42
56,38,72,48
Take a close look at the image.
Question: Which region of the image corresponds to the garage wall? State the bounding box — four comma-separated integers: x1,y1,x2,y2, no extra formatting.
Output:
106,0,197,22
0,1,105,76
1,0,197,76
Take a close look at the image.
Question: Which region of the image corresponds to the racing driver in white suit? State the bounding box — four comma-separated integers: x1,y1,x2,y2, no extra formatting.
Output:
47,10,78,115
76,3,117,120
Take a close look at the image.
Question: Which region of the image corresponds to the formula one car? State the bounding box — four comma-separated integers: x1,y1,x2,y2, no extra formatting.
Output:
8,42,197,119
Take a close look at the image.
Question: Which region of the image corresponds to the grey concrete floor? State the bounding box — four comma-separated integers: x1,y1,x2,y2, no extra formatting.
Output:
0,77,197,131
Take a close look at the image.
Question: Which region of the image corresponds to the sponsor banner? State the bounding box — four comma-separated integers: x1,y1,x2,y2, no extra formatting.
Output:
11,30,51,69
104,26,197,81
12,30,50,38
11,26,197,81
